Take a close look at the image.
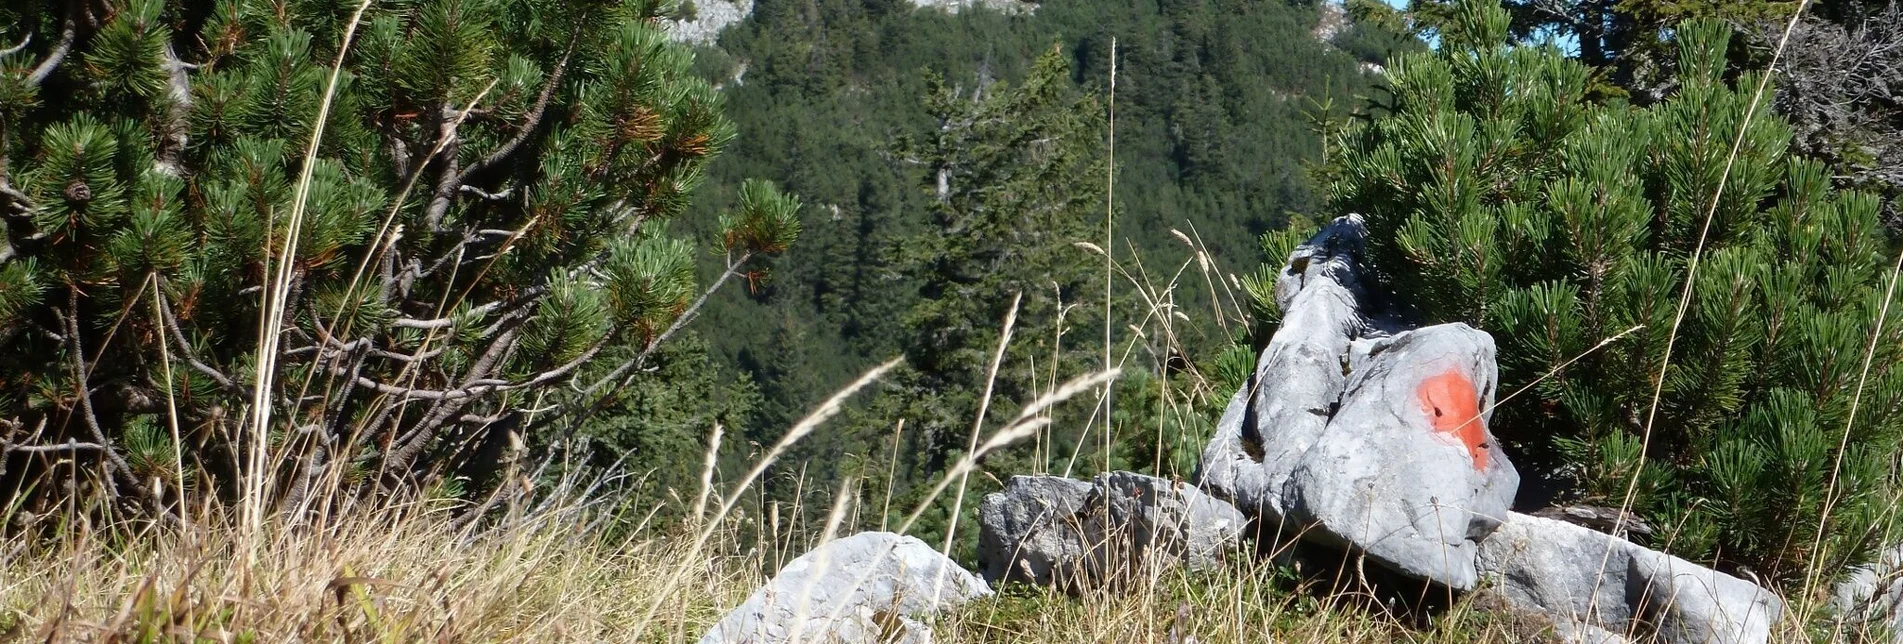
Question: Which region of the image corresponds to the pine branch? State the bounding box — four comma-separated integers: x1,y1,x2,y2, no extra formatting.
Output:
421,22,581,229
60,285,167,513
463,25,579,177
532,250,758,442
153,284,245,393
582,251,755,397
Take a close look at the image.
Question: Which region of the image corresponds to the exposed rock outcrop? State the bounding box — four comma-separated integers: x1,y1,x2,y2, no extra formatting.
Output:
700,531,990,644
977,472,1246,587
663,0,1032,46
664,0,754,46
1478,512,1784,644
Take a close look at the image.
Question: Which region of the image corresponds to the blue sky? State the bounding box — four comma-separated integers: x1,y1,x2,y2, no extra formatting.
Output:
1366,0,1583,54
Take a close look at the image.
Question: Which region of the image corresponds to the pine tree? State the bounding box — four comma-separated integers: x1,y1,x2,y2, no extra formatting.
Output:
0,0,797,516
1322,0,1903,584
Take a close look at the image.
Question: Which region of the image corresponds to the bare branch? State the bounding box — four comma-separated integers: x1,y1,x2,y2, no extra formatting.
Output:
343,329,614,402
463,24,582,178
25,1,77,88
153,284,246,392
0,33,28,57
459,184,515,201
8,440,105,454
60,285,167,511
1,183,32,213
422,21,582,229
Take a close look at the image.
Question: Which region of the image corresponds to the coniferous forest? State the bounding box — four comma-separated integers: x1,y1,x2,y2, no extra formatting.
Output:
1,0,1902,641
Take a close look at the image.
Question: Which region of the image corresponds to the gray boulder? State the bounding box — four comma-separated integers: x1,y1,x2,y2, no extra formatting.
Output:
977,475,1094,585
1631,551,1783,644
1478,512,1784,644
977,472,1246,587
700,531,990,644
1287,323,1517,590
1092,471,1249,578
1832,542,1903,641
1197,214,1367,525
1194,214,1517,590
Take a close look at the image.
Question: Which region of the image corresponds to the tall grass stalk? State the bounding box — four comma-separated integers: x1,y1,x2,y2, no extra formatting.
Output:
243,0,373,534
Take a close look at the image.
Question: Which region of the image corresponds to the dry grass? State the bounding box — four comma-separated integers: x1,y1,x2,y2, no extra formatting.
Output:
0,494,1564,643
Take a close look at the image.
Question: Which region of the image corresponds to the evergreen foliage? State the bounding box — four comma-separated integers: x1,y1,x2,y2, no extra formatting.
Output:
1326,0,1903,583
684,0,1417,439
0,0,796,514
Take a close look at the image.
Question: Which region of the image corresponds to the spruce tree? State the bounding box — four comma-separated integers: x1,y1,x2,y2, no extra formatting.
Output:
874,46,1112,549
0,0,797,516
1322,0,1903,584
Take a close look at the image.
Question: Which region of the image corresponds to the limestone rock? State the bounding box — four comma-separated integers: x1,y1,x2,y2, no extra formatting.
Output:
1195,214,1517,590
1832,542,1903,641
1478,512,1784,644
1092,471,1249,577
977,475,1094,585
1478,512,1633,628
700,531,990,644
663,0,754,45
1196,214,1368,525
976,472,1245,587
1631,550,1783,644
1554,621,1635,644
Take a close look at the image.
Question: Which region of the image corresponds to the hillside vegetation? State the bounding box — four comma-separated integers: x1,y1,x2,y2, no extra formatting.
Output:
0,0,1899,642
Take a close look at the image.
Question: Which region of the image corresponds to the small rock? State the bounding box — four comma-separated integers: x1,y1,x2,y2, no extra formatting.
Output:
976,472,1246,587
1478,512,1783,644
1831,542,1903,641
977,475,1094,585
1554,621,1634,644
700,531,990,644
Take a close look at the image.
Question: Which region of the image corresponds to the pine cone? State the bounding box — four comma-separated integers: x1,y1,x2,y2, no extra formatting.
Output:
63,180,92,204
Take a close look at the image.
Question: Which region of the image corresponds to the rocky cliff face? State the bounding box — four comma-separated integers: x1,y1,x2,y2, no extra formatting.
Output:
664,0,754,46
910,0,1033,14
662,0,1033,45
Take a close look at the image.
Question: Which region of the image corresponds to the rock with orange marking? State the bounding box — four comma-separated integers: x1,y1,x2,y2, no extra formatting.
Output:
1286,323,1518,590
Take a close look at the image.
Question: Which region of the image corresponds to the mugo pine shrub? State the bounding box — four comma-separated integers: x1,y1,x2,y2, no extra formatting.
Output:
1324,0,1903,584
0,0,798,516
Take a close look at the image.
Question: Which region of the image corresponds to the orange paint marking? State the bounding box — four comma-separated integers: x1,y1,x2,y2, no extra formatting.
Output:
1417,369,1489,471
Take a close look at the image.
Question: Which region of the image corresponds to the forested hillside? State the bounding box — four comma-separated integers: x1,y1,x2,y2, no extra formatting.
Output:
679,0,1420,437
